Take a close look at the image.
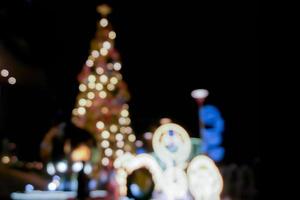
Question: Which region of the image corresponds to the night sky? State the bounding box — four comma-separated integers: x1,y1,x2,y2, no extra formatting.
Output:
0,0,259,164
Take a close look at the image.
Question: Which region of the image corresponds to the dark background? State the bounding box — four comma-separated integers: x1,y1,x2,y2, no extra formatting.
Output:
0,0,259,166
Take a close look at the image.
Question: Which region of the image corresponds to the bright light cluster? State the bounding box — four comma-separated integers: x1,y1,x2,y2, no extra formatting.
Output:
72,15,136,168
115,123,223,200
46,160,92,176
187,155,223,200
1,68,16,85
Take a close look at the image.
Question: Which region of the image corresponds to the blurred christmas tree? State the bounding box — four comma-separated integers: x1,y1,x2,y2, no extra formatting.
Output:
72,5,136,167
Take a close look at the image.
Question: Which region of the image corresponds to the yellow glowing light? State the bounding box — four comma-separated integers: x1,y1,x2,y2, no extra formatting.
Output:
100,18,108,27
105,148,113,157
88,75,96,82
115,133,124,141
110,77,118,85
78,107,86,115
72,108,78,116
126,118,131,125
99,91,107,99
113,62,122,71
124,144,132,152
96,67,104,75
86,59,94,67
117,141,125,148
79,84,87,92
91,50,99,58
121,110,129,117
102,157,109,166
86,100,92,107
110,124,118,133
100,48,108,56
101,107,109,114
8,77,16,85
101,130,110,139
71,144,91,162
79,98,87,106
100,74,108,83
1,156,10,164
116,149,124,157
1,69,9,77
128,134,136,142
101,140,110,148
96,121,105,130
87,92,95,99
103,41,111,49
95,83,103,90
88,82,96,89
107,83,115,91
108,31,116,39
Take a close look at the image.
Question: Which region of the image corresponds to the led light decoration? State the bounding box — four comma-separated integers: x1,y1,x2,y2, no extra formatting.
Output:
152,123,191,167
187,155,223,200
200,105,225,162
115,123,223,200
71,5,135,167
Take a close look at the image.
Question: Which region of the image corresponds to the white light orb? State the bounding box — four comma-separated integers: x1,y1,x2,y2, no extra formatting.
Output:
8,77,16,85
96,121,105,130
1,69,9,77
88,75,96,82
101,140,110,148
91,50,99,58
84,163,93,174
100,74,108,83
99,91,107,98
96,83,103,90
79,84,87,92
121,109,129,117
48,182,57,191
56,161,67,173
113,62,122,71
115,133,124,141
101,130,110,139
105,148,113,157
108,31,116,39
86,59,94,67
46,163,56,175
100,18,108,27
191,89,209,99
100,48,108,56
103,41,111,49
102,157,109,166
72,162,83,173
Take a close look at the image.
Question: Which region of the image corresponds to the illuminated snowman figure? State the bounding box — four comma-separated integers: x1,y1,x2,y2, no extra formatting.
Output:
115,123,223,200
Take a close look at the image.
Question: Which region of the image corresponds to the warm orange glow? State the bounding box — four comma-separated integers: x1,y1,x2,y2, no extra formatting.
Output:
71,144,91,162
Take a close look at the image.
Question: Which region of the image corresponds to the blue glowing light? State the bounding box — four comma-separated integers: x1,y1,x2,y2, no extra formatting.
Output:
130,183,142,197
136,148,146,154
168,130,174,136
199,105,225,162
